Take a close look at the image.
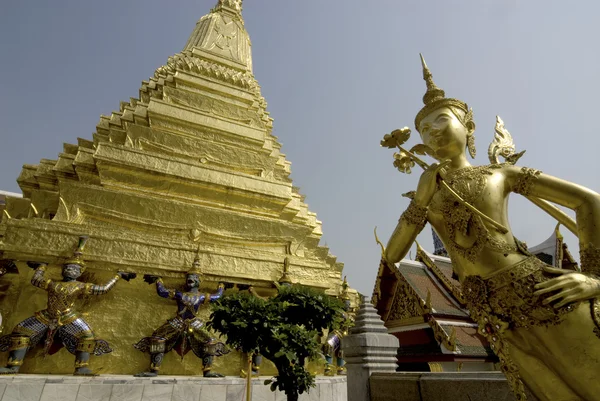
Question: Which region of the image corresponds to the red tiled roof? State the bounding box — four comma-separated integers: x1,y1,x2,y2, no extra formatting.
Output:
399,264,468,318
432,258,461,289
439,323,494,357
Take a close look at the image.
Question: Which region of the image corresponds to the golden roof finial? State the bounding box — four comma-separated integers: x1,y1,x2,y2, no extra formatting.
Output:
420,54,445,105
340,276,350,300
278,257,293,284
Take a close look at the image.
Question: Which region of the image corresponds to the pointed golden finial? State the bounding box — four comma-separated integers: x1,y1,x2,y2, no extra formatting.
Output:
425,288,432,311
340,276,350,300
415,241,426,261
419,54,445,105
554,223,563,240
449,327,457,348
373,226,386,258
278,257,292,284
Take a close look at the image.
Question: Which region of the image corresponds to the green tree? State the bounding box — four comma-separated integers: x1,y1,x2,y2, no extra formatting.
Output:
208,285,345,401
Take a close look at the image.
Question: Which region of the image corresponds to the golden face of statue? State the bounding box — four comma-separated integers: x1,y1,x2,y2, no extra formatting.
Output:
418,106,472,160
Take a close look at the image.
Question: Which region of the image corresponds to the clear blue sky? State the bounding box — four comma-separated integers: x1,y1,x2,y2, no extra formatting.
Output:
1,1,599,295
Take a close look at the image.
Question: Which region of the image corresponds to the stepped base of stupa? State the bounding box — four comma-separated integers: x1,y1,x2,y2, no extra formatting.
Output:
0,374,347,401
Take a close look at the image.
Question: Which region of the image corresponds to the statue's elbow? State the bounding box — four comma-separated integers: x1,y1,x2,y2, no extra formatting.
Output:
577,190,600,211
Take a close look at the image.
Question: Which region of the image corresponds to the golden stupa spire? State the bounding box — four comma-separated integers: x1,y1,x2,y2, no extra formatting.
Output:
183,0,251,72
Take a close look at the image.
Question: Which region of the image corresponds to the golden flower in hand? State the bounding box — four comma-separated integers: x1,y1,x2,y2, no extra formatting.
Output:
381,127,411,148
393,151,415,174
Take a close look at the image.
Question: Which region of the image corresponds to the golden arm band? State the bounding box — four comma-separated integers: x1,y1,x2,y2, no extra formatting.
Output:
400,200,429,229
513,167,542,196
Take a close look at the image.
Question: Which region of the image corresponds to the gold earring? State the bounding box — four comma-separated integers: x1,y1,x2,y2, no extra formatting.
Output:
467,135,476,159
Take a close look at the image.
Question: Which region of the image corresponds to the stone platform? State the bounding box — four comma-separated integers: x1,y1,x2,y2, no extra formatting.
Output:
0,375,347,401
370,372,537,401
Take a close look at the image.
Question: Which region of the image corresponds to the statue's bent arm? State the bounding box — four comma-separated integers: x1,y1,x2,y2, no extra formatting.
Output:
86,274,121,295
156,279,179,300
505,165,600,256
208,284,225,302
30,265,51,290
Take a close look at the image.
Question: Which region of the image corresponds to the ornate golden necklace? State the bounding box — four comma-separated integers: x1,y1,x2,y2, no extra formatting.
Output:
435,165,517,262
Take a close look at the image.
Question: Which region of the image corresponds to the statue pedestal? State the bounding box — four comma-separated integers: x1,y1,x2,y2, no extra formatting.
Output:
0,375,347,401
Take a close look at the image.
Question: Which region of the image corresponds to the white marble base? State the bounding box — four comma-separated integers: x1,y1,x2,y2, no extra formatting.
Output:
0,375,347,401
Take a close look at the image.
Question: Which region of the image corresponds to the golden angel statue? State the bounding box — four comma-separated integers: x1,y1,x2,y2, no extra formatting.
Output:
381,55,600,401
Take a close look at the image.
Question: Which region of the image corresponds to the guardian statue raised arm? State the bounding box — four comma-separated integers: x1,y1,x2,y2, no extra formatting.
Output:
380,55,600,401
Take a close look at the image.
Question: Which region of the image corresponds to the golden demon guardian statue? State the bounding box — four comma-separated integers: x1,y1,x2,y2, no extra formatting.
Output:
0,236,136,375
380,55,600,401
134,252,228,377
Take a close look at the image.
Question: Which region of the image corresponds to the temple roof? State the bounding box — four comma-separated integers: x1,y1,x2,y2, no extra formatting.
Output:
528,224,578,270
397,261,467,318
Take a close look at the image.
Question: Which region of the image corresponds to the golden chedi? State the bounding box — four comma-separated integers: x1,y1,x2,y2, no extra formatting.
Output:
381,55,600,401
0,0,347,376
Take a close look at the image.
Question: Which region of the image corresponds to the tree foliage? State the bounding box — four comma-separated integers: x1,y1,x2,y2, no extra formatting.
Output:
208,285,345,401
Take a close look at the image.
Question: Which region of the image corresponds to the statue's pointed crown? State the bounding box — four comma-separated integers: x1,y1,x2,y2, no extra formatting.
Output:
65,235,88,270
415,54,469,131
188,245,203,276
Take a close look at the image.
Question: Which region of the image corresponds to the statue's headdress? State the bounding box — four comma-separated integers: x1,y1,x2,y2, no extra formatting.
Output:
64,236,88,271
414,54,470,131
187,245,203,276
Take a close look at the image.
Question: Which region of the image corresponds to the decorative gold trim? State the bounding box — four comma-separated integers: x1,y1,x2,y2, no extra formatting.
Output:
76,338,96,353
400,200,428,229
513,167,542,196
581,243,600,276
427,318,457,352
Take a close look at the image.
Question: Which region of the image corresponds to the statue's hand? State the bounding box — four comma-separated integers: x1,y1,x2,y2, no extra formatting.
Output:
533,266,600,308
26,261,47,270
143,274,161,284
414,160,451,206
118,272,137,281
